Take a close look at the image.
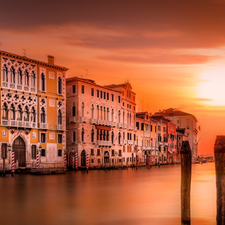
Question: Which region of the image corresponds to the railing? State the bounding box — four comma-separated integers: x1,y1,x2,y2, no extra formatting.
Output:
91,118,97,124
17,85,22,90
24,86,29,91
2,82,8,88
97,140,112,146
30,87,36,92
97,119,103,125
69,117,76,123
79,117,87,123
5,120,37,128
40,123,48,129
127,140,133,145
112,122,116,127
118,123,123,128
57,125,64,130
123,139,127,145
10,83,15,89
2,120,8,126
123,124,127,129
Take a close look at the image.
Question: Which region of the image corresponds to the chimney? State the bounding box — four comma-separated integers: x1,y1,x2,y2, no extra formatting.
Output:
48,55,54,64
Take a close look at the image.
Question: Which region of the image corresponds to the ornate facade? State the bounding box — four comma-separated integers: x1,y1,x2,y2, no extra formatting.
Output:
0,51,67,169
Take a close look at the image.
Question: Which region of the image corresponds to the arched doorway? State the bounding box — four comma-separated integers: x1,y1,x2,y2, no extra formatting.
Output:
81,150,86,166
13,136,26,167
104,151,109,164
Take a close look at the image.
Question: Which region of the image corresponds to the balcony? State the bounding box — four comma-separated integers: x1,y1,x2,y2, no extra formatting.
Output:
97,140,112,147
40,123,48,129
79,117,87,123
69,117,76,123
91,118,97,124
123,124,127,129
57,125,64,130
30,87,36,92
2,120,8,126
127,140,133,145
17,85,22,90
24,86,29,92
97,119,103,125
2,81,8,88
123,139,127,145
106,121,111,126
118,123,123,128
10,83,15,89
112,122,117,127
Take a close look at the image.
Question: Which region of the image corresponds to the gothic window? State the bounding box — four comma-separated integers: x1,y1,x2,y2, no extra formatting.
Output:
10,104,15,120
40,107,46,123
81,128,85,142
104,107,106,120
100,106,103,119
91,129,94,142
118,110,121,123
81,102,84,117
111,131,114,144
106,131,109,141
31,71,35,87
10,67,15,84
58,77,62,94
72,103,76,117
2,103,8,120
58,109,62,125
17,69,22,85
111,109,114,122
118,132,121,145
31,107,36,122
97,105,99,119
91,105,94,119
41,73,45,91
107,108,109,121
24,70,29,86
72,131,76,142
3,65,8,82
24,106,29,121
17,105,22,121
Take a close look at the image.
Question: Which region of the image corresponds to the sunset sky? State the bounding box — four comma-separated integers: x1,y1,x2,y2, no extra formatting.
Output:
1,0,225,154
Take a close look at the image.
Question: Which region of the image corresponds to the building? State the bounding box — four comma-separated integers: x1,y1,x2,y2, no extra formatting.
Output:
152,108,199,158
66,77,137,168
176,128,188,162
0,50,67,169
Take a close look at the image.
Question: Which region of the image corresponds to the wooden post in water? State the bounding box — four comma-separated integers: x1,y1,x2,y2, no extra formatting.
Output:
214,135,225,225
181,140,192,225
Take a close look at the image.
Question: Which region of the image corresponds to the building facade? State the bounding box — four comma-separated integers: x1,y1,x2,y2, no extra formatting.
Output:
0,51,67,169
66,77,137,168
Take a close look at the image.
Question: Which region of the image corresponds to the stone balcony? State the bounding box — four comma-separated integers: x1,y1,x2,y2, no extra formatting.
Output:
2,119,37,128
91,118,97,124
57,124,64,130
69,117,76,123
118,123,123,128
97,140,112,147
79,117,87,123
40,123,48,129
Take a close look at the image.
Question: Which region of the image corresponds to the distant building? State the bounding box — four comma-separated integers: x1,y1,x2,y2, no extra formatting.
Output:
176,128,188,162
66,77,137,168
152,108,199,158
0,50,67,169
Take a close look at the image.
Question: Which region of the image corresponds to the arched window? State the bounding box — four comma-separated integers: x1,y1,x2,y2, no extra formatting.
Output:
3,65,8,82
72,102,76,117
103,130,106,141
2,103,8,120
31,71,35,87
97,105,99,119
10,104,15,120
31,107,36,122
106,131,109,141
134,115,135,128
118,110,121,123
100,130,102,140
107,108,109,121
97,130,99,140
118,132,121,145
91,129,94,142
72,131,76,142
24,106,29,121
81,102,85,117
17,105,22,121
111,109,114,122
58,109,62,125
104,107,106,120
91,105,94,119
111,131,114,144
127,113,129,125
81,128,85,142
10,67,15,84
17,69,22,85
24,70,29,86
58,77,62,94
41,73,45,91
100,106,103,120
123,111,125,124
40,107,46,123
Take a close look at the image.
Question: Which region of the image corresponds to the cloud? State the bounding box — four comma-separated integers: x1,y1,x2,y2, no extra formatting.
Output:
195,98,213,102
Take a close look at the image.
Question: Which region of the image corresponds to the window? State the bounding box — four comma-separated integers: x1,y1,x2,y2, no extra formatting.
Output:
100,91,102,98
18,105,23,121
1,143,7,159
58,134,63,143
41,149,46,157
72,131,76,142
72,103,76,116
81,85,85,94
41,133,46,143
72,85,76,93
58,109,62,125
24,106,29,121
24,70,29,86
10,67,15,84
58,149,62,157
41,73,45,91
111,94,114,101
178,136,181,140
58,77,62,94
31,145,36,159
97,149,100,156
3,65,8,82
187,125,189,129
107,93,109,100
31,71,35,88
141,123,144,131
18,69,22,85
118,96,121,103
91,159,94,163
136,122,139,130
91,129,94,142
119,150,122,156
2,103,8,120
81,128,85,142
40,107,46,123
123,102,125,106
91,149,94,155
179,142,181,147
104,92,106,99
91,88,94,96
10,104,15,120
112,150,115,156
97,90,99,97
118,132,121,145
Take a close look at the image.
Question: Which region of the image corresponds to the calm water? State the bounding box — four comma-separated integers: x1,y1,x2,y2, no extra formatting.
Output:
0,163,216,225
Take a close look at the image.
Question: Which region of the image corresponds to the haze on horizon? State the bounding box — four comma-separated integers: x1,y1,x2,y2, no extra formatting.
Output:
1,0,225,155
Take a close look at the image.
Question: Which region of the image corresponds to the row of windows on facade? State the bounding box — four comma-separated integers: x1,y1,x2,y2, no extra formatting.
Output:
72,104,134,124
71,129,136,144
41,133,63,143
40,108,63,125
90,149,123,157
136,122,168,132
73,85,136,110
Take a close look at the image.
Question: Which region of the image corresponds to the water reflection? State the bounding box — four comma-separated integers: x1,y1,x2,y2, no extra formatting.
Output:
0,163,216,225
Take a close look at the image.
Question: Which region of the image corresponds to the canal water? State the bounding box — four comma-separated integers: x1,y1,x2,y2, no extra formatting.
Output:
0,163,216,225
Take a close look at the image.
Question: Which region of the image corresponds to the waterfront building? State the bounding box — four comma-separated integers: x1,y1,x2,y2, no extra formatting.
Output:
176,128,188,162
0,50,67,169
66,77,136,168
152,108,199,158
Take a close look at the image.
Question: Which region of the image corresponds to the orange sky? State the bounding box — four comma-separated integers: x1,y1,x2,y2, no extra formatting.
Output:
1,0,225,155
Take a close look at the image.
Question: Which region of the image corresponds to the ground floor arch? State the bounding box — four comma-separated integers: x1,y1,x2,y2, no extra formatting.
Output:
12,136,26,167
81,150,86,166
104,151,109,163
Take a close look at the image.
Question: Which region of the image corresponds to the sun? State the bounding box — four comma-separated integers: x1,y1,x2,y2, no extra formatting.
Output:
197,66,225,106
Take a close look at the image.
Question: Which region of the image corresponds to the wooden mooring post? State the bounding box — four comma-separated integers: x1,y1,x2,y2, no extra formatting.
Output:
214,135,225,225
181,141,192,225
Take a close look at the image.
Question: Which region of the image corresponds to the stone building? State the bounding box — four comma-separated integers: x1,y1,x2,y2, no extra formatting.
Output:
0,50,67,169
66,77,137,168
